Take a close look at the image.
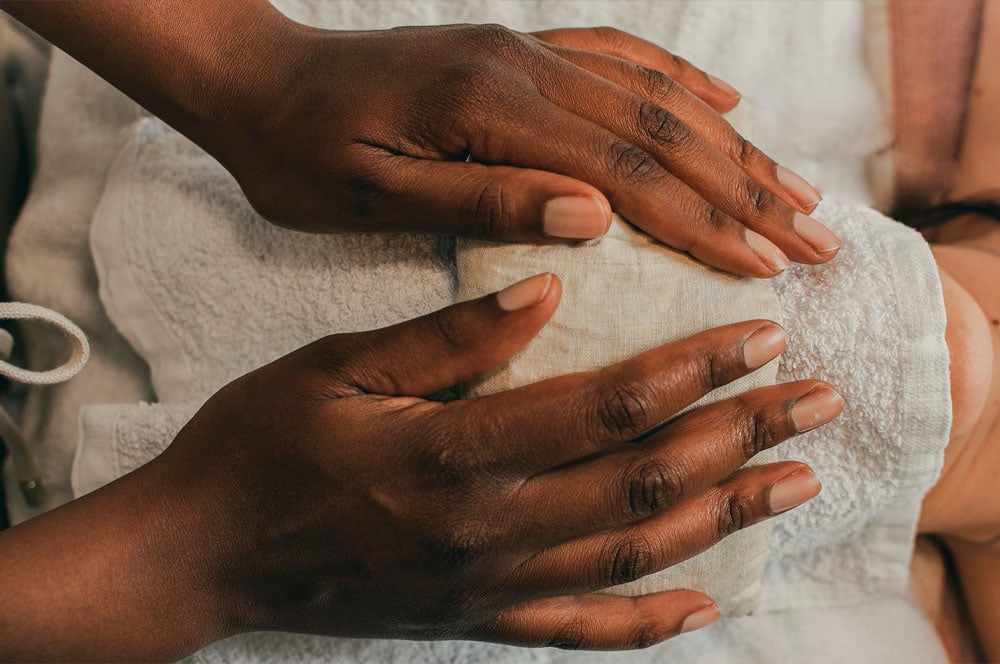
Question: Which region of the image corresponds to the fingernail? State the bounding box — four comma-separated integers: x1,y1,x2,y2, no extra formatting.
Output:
793,212,841,254
791,386,845,433
768,468,821,514
707,73,741,100
496,273,554,311
544,195,611,239
742,324,787,370
745,229,789,273
777,165,822,211
680,605,721,634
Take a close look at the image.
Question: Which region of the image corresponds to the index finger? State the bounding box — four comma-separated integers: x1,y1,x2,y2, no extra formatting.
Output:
449,319,787,474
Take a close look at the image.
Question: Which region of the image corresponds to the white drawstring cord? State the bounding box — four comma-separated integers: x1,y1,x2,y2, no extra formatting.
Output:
0,303,90,506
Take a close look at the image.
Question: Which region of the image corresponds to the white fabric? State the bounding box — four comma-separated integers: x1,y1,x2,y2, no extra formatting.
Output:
8,0,949,661
3,51,152,522
456,215,781,617
77,197,951,662
0,302,89,385
0,302,89,503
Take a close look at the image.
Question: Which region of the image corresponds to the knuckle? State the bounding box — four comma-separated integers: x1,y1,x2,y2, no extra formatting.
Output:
469,178,513,240
636,64,673,97
548,621,590,650
698,345,743,392
624,459,684,518
416,436,477,490
605,534,655,586
638,101,694,152
595,379,655,440
705,205,727,231
471,23,524,56
735,135,759,166
744,179,779,218
733,398,782,458
429,306,469,353
716,492,755,537
430,522,493,572
630,622,665,649
608,140,663,185
590,25,628,49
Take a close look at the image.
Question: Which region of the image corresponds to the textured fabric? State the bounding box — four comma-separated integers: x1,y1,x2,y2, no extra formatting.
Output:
763,203,950,612
8,0,889,523
0,302,89,506
3,52,152,523
75,200,950,662
10,0,951,661
0,302,89,385
456,217,781,616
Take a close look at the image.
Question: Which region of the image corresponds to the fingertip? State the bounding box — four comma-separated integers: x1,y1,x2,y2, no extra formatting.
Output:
496,273,555,312
745,229,790,275
542,271,563,307
679,604,722,634
767,466,822,514
790,385,845,433
543,194,612,240
706,73,742,103
742,322,788,370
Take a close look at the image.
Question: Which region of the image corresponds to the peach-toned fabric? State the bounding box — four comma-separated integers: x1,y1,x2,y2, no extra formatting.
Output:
890,0,984,215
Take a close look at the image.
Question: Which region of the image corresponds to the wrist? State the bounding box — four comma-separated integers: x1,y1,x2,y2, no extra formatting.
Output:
168,3,308,159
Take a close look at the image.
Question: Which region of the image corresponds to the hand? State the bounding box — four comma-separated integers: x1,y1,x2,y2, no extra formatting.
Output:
1,0,839,276
213,20,839,277
153,273,837,652
0,274,841,660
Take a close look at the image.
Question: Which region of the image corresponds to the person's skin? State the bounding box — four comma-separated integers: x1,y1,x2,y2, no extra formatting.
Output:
0,275,842,661
0,2,847,659
917,2,1000,658
923,243,1000,660
0,0,841,278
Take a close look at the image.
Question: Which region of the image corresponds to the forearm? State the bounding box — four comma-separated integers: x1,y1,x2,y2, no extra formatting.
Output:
0,0,300,159
0,458,223,661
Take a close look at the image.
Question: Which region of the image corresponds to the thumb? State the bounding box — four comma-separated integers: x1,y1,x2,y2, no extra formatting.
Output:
314,273,561,396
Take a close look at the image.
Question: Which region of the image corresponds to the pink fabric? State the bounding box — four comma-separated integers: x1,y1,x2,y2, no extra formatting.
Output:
890,0,984,214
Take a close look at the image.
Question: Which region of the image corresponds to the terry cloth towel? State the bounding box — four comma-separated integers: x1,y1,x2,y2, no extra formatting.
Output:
450,103,780,617
11,0,949,661
78,100,951,661
6,0,891,522
456,216,781,617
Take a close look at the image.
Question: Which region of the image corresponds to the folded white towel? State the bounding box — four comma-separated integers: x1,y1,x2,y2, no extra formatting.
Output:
78,109,950,659
456,216,781,616
14,0,948,661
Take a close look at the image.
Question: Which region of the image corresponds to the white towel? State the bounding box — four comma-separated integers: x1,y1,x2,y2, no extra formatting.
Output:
456,215,781,617
77,113,952,664
11,0,949,661
80,162,952,660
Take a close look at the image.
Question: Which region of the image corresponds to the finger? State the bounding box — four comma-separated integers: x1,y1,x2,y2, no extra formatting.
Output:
511,382,842,548
548,46,824,216
343,143,612,242
468,96,788,276
530,56,839,263
532,26,741,113
309,273,561,396
512,463,820,594
450,320,787,472
479,590,719,649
